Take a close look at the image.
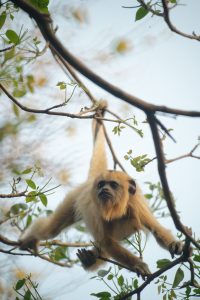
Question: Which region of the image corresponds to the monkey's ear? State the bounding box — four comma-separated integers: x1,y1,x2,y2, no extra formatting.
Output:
128,179,136,195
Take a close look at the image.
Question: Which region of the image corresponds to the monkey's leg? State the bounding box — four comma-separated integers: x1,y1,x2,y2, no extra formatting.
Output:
103,238,151,279
19,190,78,251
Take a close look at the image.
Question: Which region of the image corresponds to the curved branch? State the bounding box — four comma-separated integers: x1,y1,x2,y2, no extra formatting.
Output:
0,83,95,119
161,0,200,41
166,142,200,164
147,113,200,250
0,234,91,248
10,0,200,117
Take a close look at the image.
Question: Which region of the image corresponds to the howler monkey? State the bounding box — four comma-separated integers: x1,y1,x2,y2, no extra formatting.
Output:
20,104,183,278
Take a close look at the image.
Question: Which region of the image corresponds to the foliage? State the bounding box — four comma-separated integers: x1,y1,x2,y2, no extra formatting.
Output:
91,266,138,300
14,275,43,300
124,149,151,172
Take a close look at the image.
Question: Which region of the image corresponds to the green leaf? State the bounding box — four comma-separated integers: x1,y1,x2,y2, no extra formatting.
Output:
12,104,20,117
21,168,32,175
26,215,32,228
53,246,67,261
6,29,19,45
29,0,49,13
26,179,36,190
26,191,37,203
193,254,200,263
117,274,124,286
170,289,177,298
157,259,171,269
39,193,48,207
158,285,161,294
185,286,191,297
24,289,31,300
133,278,138,289
135,7,149,21
193,288,200,294
15,278,25,290
98,268,111,278
172,268,184,288
13,88,26,98
163,293,167,300
4,47,15,61
107,274,113,280
0,11,6,29
91,291,111,299
10,203,28,215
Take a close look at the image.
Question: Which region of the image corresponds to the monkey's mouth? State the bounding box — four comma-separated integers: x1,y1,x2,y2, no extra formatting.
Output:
98,191,113,202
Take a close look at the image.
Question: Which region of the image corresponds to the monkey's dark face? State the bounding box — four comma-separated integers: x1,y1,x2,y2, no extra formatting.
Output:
97,180,119,202
93,171,136,221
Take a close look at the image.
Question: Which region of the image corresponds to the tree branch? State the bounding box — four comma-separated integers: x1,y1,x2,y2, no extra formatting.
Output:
10,0,200,117
166,142,200,164
0,83,95,119
147,113,200,250
161,0,200,41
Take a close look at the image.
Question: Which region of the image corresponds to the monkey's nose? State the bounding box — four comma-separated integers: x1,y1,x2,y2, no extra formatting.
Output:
102,188,109,193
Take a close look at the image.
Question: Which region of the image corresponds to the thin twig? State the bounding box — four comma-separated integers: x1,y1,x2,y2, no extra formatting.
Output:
102,124,126,172
166,143,200,163
161,0,200,41
0,44,15,52
0,83,95,119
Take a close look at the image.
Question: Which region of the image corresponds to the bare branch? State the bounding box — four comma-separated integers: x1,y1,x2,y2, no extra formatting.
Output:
166,142,200,164
161,0,200,41
10,0,200,117
0,45,15,52
147,113,200,250
0,191,26,198
0,83,95,119
0,234,91,249
102,124,126,172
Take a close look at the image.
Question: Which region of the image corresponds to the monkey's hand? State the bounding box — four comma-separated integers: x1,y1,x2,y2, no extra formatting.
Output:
77,249,97,269
169,241,184,258
133,259,151,280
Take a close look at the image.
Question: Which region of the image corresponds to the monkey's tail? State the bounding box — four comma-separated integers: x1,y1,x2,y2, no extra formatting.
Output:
88,101,108,180
92,100,107,143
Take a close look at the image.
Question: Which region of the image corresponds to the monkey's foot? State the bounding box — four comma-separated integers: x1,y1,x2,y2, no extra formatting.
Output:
19,236,38,254
77,249,97,269
169,241,183,258
133,260,151,280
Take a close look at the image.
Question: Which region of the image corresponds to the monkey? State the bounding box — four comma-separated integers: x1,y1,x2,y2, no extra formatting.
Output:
19,103,183,279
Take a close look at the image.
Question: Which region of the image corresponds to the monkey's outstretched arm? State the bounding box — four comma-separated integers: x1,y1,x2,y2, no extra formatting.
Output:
19,187,82,251
102,237,151,278
139,201,183,256
77,240,150,279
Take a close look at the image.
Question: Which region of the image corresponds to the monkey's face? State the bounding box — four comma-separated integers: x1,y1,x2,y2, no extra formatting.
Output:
93,171,136,221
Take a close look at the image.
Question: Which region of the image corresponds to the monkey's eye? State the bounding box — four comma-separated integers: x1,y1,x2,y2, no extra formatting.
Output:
98,181,106,189
110,181,119,189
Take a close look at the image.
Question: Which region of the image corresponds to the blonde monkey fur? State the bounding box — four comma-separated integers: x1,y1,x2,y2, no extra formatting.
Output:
20,102,183,278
